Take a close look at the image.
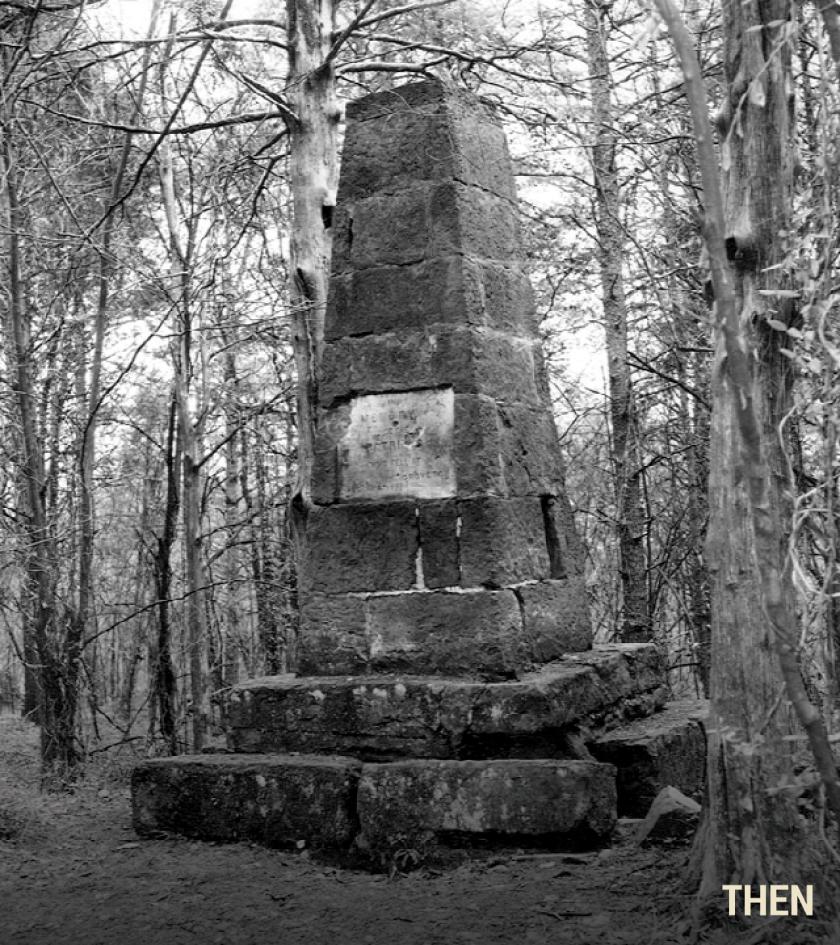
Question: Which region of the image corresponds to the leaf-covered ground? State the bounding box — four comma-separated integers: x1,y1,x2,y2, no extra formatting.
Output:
0,716,827,945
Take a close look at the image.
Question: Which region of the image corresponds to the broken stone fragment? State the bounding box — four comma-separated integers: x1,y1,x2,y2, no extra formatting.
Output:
589,698,708,816
634,785,701,846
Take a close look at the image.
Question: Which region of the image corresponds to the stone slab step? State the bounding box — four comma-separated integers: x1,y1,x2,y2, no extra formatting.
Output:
588,698,708,817
356,758,616,868
227,643,666,761
131,754,616,868
131,754,361,853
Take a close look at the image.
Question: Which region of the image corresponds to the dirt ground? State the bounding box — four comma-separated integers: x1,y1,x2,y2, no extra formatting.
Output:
0,716,828,945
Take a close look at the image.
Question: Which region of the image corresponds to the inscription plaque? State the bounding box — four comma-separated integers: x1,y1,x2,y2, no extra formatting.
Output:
339,388,456,499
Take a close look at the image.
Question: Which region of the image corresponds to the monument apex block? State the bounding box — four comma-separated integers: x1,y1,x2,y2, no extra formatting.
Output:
339,80,518,203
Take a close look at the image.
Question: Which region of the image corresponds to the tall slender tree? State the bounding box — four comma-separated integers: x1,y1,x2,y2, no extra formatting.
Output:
584,0,651,643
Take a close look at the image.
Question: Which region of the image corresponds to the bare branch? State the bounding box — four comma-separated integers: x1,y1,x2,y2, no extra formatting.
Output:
84,0,235,238
338,56,447,74
354,0,456,32
21,100,291,135
325,0,377,67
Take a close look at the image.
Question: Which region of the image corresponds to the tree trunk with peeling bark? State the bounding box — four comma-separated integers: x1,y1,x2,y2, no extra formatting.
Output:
700,0,826,905
284,2,339,508
283,0,340,669
654,0,840,930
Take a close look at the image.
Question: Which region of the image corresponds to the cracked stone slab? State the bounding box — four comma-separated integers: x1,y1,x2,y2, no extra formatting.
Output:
131,754,361,851
227,644,667,761
589,698,708,817
355,758,616,867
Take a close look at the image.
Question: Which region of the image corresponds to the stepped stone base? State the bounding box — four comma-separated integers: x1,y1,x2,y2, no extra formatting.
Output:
129,646,675,868
128,647,699,869
131,753,615,868
228,644,666,760
589,698,708,816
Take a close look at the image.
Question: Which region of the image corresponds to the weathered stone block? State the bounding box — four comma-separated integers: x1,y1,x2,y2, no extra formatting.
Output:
338,108,459,201
517,578,592,660
417,501,460,588
355,758,616,865
299,587,533,677
226,644,666,759
331,182,520,274
318,327,541,408
311,402,352,504
366,589,525,677
496,402,566,496
346,75,456,121
326,257,472,340
340,80,517,202
298,594,368,675
478,260,539,336
131,754,361,850
542,492,587,578
451,395,508,497
301,502,418,594
458,496,550,587
451,396,567,498
589,699,708,817
431,182,521,262
325,257,537,341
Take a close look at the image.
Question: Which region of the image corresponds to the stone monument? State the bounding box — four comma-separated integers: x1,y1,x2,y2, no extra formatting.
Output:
131,80,705,868
300,79,590,679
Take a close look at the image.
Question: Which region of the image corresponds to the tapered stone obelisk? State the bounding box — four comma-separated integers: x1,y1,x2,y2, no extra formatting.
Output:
298,79,591,678
131,82,685,868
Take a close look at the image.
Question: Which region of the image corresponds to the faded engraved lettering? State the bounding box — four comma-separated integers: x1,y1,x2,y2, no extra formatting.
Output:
339,388,456,499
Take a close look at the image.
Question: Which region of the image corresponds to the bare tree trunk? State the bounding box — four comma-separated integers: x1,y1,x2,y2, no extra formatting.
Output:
584,0,650,642
156,18,210,750
151,392,180,754
222,350,242,688
1,112,75,775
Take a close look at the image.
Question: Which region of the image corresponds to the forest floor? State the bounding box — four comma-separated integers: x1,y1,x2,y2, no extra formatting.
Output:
0,716,830,945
